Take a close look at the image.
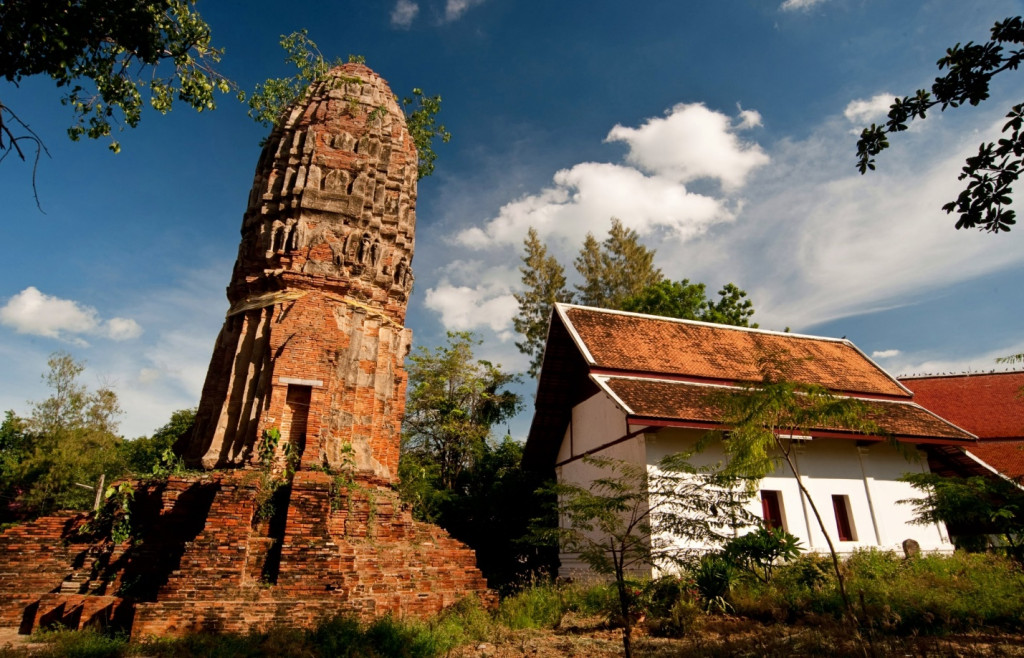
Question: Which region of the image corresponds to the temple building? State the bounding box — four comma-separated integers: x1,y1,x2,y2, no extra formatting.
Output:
524,305,978,576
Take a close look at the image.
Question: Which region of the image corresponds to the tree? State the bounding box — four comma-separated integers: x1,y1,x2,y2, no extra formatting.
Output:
900,471,1024,562
574,218,662,308
436,437,557,590
120,407,195,475
401,332,521,490
0,411,30,521
399,333,546,589
621,279,758,327
856,16,1024,233
243,30,450,179
513,227,573,378
716,367,882,620
15,352,125,516
1,0,229,200
546,454,756,657
513,221,758,375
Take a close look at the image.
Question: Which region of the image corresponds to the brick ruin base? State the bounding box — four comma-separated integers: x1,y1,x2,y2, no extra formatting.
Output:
0,471,492,638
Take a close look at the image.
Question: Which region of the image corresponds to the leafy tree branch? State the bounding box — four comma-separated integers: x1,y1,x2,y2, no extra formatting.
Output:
856,16,1024,233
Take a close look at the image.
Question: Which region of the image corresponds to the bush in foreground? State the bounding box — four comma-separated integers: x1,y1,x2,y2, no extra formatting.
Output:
8,551,1024,657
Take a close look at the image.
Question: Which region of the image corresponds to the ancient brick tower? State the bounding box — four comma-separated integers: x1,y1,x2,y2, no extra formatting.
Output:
180,62,417,481
0,65,491,638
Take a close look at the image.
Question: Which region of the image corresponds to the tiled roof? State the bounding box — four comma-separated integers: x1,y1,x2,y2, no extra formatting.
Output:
561,305,910,398
966,441,1024,480
900,372,1024,439
597,376,975,442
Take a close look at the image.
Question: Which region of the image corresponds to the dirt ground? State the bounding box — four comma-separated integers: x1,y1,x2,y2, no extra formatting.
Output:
2,616,1022,657
453,614,1024,658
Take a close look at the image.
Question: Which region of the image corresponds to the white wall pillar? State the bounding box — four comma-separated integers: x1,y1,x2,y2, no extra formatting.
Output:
856,445,883,545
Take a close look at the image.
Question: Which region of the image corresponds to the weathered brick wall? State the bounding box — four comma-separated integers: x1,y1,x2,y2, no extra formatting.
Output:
0,472,493,638
182,63,418,478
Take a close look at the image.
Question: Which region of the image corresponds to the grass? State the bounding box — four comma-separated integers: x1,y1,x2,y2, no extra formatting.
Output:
5,551,1023,657
730,550,1024,633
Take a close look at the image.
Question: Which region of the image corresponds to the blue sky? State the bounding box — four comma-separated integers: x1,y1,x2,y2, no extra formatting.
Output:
3,0,1024,438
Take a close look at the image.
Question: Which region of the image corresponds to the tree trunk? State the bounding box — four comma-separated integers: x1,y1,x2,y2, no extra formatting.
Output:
613,552,633,658
779,442,856,623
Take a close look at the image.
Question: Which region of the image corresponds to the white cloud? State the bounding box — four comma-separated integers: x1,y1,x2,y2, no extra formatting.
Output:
458,162,732,250
444,0,485,22
674,108,1024,332
106,317,143,341
844,93,895,124
605,103,769,190
735,106,764,130
390,0,419,28
423,261,519,332
0,287,144,343
882,340,1024,379
780,0,827,11
0,286,99,339
457,104,764,252
871,349,901,359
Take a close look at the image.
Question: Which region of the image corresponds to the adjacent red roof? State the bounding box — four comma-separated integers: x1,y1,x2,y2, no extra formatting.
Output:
562,306,910,398
900,372,1024,439
965,441,1024,480
598,376,974,442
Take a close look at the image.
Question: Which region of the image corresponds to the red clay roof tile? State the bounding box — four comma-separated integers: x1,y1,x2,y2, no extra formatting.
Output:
562,305,909,398
900,372,1024,440
966,441,1024,480
598,376,974,442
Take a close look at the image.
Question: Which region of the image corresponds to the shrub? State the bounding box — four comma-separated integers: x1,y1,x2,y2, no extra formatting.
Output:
31,629,128,658
730,549,1024,633
693,554,735,612
645,598,703,638
723,526,802,583
496,583,564,629
560,581,617,617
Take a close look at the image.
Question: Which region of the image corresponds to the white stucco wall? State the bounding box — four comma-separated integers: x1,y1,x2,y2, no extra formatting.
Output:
552,396,953,579
645,429,952,558
554,392,647,577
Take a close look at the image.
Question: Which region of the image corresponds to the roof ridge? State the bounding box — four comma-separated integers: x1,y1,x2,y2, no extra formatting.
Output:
557,302,851,344
899,369,1024,380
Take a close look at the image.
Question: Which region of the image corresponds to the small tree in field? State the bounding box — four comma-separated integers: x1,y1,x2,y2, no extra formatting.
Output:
716,368,883,619
900,471,1024,562
546,454,756,658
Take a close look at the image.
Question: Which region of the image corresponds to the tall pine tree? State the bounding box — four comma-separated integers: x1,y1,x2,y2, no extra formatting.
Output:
513,228,573,378
574,218,662,308
513,219,757,378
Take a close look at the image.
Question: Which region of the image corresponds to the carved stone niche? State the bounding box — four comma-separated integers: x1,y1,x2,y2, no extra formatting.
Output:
266,220,303,258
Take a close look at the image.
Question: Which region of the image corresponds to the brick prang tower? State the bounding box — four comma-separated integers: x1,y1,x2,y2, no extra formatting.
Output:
181,63,418,482
0,65,492,639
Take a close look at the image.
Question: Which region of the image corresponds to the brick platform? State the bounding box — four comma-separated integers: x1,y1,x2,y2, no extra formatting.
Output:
0,472,492,638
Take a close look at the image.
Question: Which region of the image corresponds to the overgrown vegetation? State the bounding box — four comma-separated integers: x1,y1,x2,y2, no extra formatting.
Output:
544,454,758,657
398,331,555,590
243,30,450,179
0,352,198,525
12,551,1023,656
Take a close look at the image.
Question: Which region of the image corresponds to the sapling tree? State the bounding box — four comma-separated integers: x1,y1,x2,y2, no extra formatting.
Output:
546,454,756,658
716,367,882,619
